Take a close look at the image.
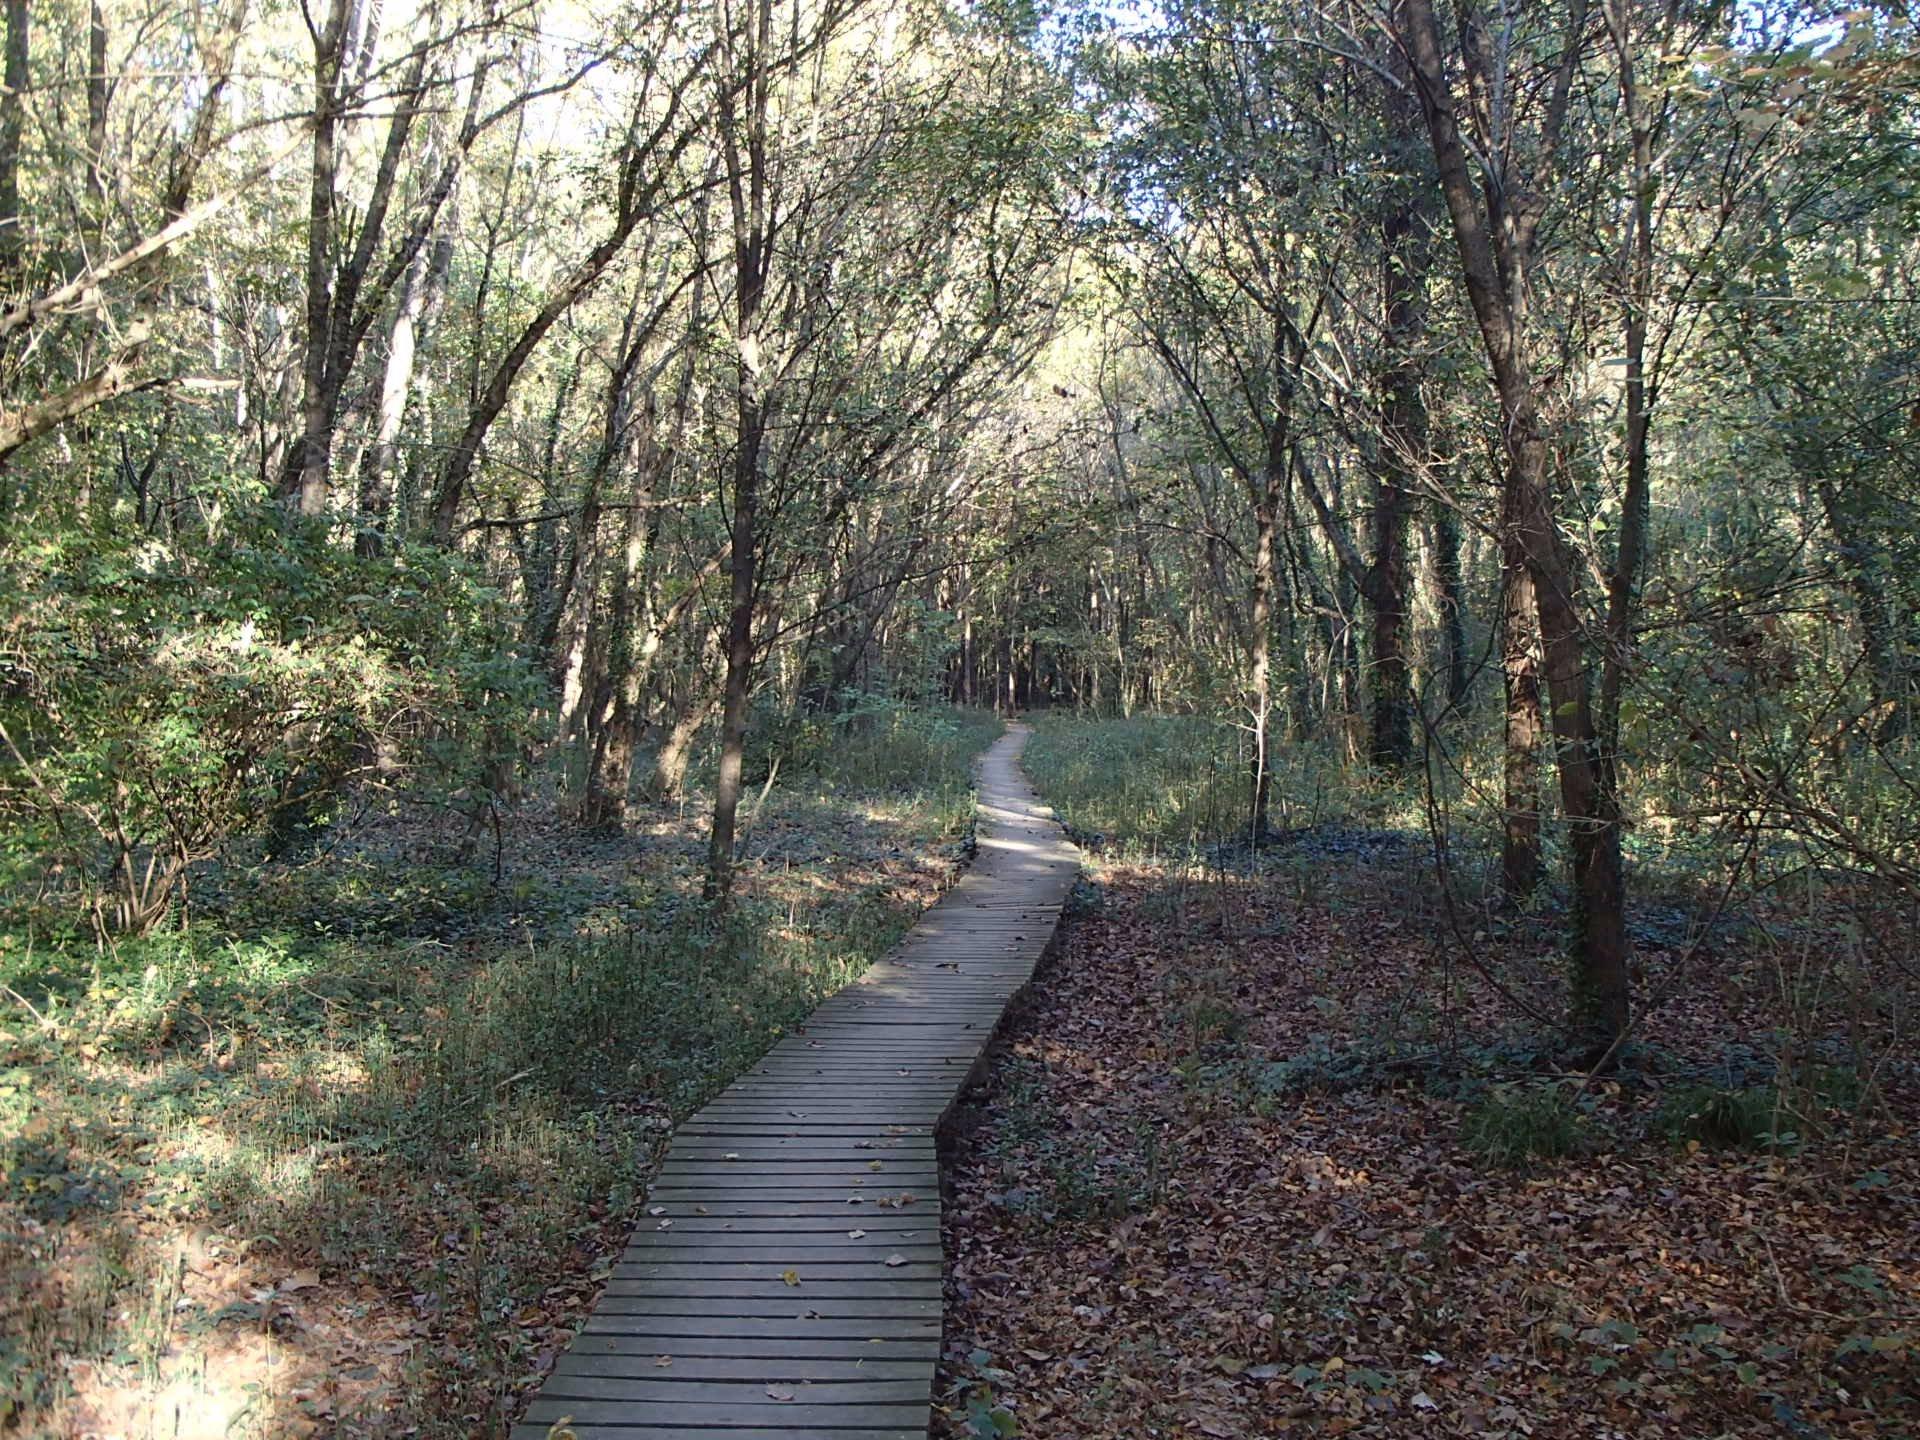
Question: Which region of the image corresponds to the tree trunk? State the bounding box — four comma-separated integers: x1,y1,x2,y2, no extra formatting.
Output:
282,12,431,520
704,408,760,901
1818,482,1907,743
354,244,430,555
1516,438,1630,1043
85,2,108,220
1402,0,1629,1047
1426,498,1471,717
704,0,774,906
652,688,718,801
1369,96,1427,769
582,368,670,826
1499,516,1545,898
0,0,26,281
428,71,701,541
287,0,351,517
1246,418,1287,841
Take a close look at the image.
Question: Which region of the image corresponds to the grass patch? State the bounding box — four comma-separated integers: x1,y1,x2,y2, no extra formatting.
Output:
1462,1082,1590,1167
1023,712,1419,858
1654,1083,1783,1151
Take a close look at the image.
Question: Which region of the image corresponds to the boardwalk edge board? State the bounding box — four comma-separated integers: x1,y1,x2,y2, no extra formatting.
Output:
510,724,1075,1436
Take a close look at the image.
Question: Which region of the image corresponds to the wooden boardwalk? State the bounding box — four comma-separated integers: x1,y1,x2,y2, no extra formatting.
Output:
512,724,1076,1440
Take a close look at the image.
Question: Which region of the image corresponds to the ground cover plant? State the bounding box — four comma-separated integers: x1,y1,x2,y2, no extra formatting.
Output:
0,705,998,1437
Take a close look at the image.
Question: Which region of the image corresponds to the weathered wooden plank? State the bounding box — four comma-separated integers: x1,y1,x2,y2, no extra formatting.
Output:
630,1199,933,1217
553,1354,933,1382
535,1375,933,1404
512,1427,923,1440
650,1165,943,1183
580,1313,941,1339
675,1122,925,1136
611,1262,942,1282
522,1398,932,1428
625,1225,932,1245
595,1293,941,1316
618,1241,942,1263
568,1331,940,1358
642,1178,938,1196
665,1138,935,1154
625,1231,931,1248
507,725,1075,1436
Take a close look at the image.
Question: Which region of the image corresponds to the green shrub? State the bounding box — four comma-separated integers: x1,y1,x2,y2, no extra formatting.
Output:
1036,1123,1174,1221
1654,1083,1783,1150
740,695,1000,800
1462,1082,1588,1166
0,507,539,936
1166,987,1245,1052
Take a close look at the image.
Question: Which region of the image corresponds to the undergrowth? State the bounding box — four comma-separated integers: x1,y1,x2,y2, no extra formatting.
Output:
1022,713,1419,855
1019,712,1905,1175
0,705,999,1438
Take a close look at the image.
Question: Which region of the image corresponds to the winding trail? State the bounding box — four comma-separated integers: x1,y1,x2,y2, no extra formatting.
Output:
511,723,1077,1439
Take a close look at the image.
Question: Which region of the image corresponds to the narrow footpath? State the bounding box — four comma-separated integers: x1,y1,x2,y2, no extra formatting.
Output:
511,723,1078,1439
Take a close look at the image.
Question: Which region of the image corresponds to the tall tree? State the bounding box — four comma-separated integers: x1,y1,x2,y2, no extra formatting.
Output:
1397,0,1630,1045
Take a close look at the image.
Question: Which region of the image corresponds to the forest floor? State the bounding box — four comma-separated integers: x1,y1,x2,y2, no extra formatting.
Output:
934,838,1919,1439
0,710,999,1439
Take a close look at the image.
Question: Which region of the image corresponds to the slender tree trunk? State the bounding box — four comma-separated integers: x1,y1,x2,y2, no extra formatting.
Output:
705,401,760,900
583,372,667,826
283,7,432,520
1426,498,1471,716
355,246,429,555
428,73,700,541
1499,516,1545,898
1818,482,1907,742
705,0,774,906
1247,417,1287,841
288,0,350,516
653,687,718,801
85,2,108,220
429,224,641,537
556,485,607,740
162,0,245,220
1516,437,1629,1041
0,0,30,282
1403,0,1628,1045
1369,98,1427,768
